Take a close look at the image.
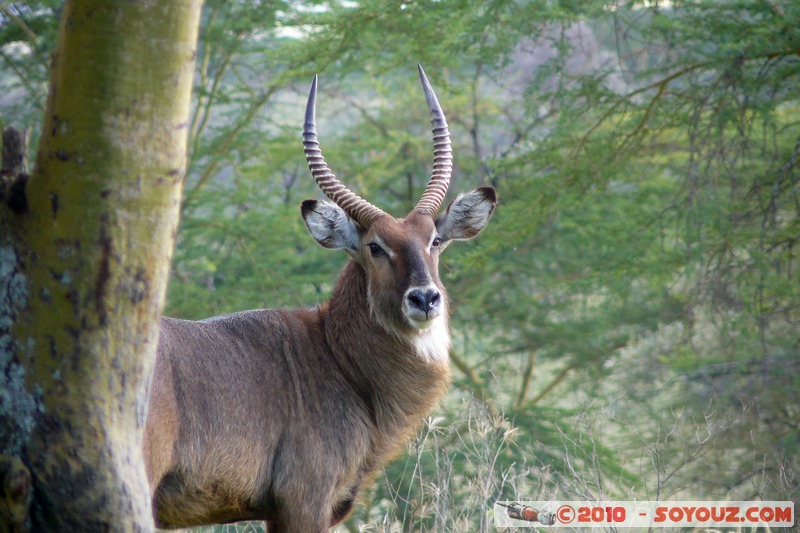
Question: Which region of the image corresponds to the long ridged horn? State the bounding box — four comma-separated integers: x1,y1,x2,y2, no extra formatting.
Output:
303,75,386,228
414,65,452,215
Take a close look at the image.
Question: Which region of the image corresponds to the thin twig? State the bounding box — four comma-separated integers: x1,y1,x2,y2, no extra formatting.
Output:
523,362,578,408
449,349,498,417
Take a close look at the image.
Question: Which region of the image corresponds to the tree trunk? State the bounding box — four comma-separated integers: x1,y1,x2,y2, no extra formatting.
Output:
0,1,202,530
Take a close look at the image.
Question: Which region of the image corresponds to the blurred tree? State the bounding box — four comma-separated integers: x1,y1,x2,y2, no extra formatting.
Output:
0,1,58,129
477,0,800,505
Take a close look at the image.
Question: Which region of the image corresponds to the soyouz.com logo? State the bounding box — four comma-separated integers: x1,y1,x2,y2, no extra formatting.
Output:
493,501,795,528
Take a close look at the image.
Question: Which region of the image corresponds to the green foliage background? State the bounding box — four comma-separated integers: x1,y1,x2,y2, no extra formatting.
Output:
2,0,798,531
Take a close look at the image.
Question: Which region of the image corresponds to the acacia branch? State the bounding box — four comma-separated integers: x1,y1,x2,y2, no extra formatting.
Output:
515,351,536,410
449,349,498,417
185,84,280,201
523,362,579,409
0,4,49,71
188,4,222,147
574,61,712,158
189,36,238,165
345,95,390,139
0,50,46,112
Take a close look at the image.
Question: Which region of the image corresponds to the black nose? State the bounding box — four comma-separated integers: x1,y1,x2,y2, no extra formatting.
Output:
407,288,441,314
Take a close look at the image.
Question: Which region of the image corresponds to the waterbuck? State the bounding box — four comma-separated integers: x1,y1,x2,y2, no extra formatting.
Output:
143,66,496,531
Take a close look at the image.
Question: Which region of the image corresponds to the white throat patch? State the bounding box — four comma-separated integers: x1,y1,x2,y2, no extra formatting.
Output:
412,318,451,364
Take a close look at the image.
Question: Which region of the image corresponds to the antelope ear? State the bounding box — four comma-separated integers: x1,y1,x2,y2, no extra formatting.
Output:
301,200,361,252
435,187,496,242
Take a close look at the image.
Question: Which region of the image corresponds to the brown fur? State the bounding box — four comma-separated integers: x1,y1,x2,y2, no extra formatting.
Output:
144,194,495,531
145,232,450,529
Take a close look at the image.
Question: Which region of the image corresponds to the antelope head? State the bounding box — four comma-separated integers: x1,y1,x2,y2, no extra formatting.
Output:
301,66,496,342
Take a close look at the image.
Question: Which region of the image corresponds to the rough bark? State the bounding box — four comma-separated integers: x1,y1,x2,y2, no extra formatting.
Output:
0,0,202,530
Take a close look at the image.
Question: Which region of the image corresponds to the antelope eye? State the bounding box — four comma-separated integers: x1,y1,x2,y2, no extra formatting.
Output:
431,237,442,249
367,242,384,256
